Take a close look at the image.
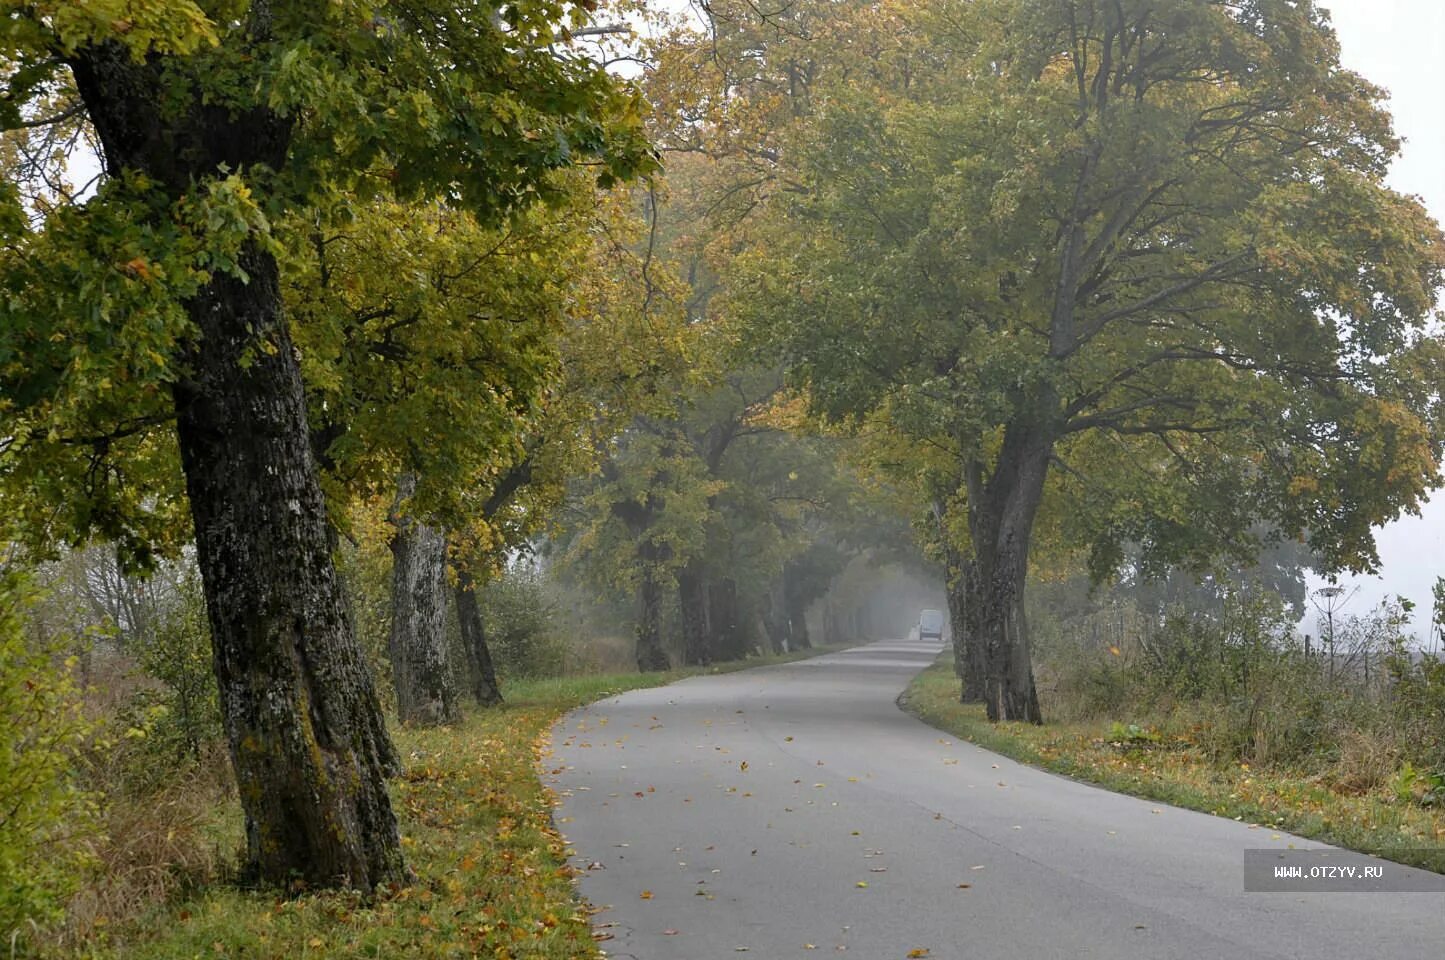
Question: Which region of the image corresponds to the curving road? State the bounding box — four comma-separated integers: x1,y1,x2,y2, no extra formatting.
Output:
547,639,1441,959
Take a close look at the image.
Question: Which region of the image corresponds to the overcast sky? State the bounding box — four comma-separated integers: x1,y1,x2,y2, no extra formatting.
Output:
1301,1,1445,643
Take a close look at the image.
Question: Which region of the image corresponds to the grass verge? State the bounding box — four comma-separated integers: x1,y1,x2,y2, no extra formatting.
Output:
59,643,850,960
900,658,1445,874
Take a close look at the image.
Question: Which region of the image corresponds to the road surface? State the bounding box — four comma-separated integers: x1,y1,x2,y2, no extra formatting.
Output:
547,639,1441,959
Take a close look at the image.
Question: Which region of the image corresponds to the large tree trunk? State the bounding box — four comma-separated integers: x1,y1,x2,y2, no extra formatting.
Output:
762,582,790,654
708,577,746,660
786,586,812,650
172,241,406,889
388,476,459,727
455,568,503,706
635,563,671,672
678,564,713,666
955,562,986,703
963,549,1040,722
71,37,405,891
962,429,1049,724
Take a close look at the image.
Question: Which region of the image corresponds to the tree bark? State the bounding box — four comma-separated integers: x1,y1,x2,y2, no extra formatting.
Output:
388,476,459,727
678,564,713,666
949,560,985,702
635,561,671,672
709,577,747,660
962,427,1048,724
763,581,790,653
70,35,406,891
172,240,406,888
455,567,503,706
785,584,812,650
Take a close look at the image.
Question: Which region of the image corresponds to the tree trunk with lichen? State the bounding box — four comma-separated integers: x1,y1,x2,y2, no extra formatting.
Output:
959,419,1049,724
388,476,459,727
173,241,407,888
635,556,671,672
678,564,713,666
70,39,405,889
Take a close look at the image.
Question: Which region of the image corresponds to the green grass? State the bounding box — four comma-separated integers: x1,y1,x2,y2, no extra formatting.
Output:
901,659,1445,875
64,644,851,959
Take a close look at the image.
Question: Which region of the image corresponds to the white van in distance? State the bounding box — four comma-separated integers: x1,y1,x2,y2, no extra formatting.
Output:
918,609,945,641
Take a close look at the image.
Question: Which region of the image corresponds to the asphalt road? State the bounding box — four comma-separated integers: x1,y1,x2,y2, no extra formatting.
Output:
547,639,1442,959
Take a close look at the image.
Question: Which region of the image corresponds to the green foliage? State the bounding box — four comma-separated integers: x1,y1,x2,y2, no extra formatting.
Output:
124,570,221,764
0,570,97,950
1106,722,1160,747
717,0,1445,579
1391,763,1445,809
1388,645,1445,770
478,569,567,680
0,0,657,567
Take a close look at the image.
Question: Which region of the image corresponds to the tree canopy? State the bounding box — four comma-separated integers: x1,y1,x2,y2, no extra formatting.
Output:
720,0,1445,718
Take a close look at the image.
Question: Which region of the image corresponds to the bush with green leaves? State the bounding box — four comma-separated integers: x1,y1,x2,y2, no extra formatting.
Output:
480,570,567,679
1388,646,1445,773
0,570,97,951
124,571,221,766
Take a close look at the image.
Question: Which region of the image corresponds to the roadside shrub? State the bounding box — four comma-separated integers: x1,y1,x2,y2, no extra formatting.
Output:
125,571,221,766
481,571,568,679
1388,647,1445,769
0,570,97,953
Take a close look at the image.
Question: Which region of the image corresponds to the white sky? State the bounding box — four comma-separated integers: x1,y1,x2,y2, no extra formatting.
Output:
1305,0,1445,643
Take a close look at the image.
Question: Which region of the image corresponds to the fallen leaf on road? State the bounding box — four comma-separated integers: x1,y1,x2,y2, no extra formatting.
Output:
740,761,749,772
957,883,972,889
855,881,868,888
908,950,931,958
663,929,679,935
639,890,653,900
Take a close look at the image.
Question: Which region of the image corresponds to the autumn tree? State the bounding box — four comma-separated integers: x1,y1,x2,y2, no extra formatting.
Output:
0,2,651,887
285,187,602,722
727,0,1445,720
